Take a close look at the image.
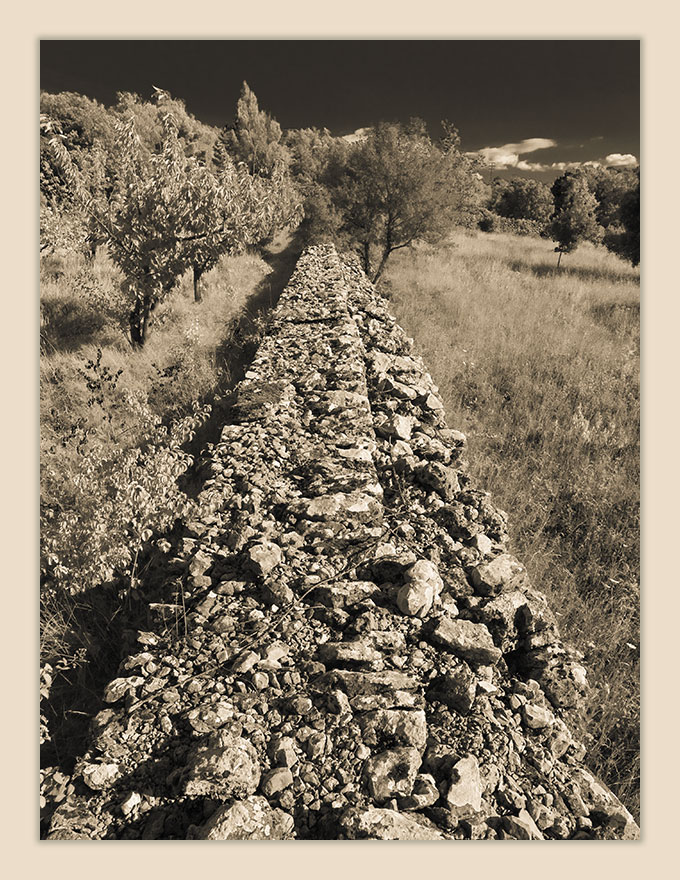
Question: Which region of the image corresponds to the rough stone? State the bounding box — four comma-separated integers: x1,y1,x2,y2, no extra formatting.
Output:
339,807,446,840
190,796,294,840
365,747,422,803
503,809,544,840
522,702,555,730
427,663,478,715
397,559,444,617
429,616,502,666
318,640,384,669
446,755,483,820
102,676,144,704
182,730,260,798
43,244,639,842
415,462,460,500
358,709,428,751
81,763,120,791
260,767,294,797
471,554,527,597
399,773,440,810
246,541,283,576
319,670,420,700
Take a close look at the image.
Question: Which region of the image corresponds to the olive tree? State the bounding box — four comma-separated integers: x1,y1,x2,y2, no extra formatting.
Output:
324,121,478,282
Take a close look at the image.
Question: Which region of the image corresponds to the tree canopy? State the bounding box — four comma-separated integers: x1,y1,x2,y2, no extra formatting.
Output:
490,178,553,227
603,175,640,267
223,81,290,177
581,165,639,230
317,120,480,281
43,89,301,345
548,172,604,266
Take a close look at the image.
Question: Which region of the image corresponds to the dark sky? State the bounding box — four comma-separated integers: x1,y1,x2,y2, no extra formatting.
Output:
40,39,639,180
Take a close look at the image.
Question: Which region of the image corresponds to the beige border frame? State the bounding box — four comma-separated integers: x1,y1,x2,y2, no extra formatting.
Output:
9,2,676,874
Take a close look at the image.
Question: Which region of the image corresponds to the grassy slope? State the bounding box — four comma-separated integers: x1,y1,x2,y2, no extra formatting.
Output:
40,237,295,779
381,230,640,818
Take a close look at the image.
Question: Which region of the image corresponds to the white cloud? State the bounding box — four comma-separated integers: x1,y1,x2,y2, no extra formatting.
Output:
474,137,557,169
604,153,639,167
507,138,558,154
471,135,639,175
514,158,609,173
342,127,371,143
515,159,551,172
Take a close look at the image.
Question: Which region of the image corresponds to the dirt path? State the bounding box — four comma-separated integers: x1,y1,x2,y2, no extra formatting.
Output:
181,231,304,494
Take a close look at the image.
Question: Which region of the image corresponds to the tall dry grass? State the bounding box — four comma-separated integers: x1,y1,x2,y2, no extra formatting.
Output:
381,230,640,818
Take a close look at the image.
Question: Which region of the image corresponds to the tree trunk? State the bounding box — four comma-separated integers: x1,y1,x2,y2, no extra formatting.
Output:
129,295,151,348
361,241,371,278
193,264,204,303
557,250,563,269
372,246,393,284
85,234,97,261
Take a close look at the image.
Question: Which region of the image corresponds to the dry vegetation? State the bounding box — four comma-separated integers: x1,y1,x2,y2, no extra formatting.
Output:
381,230,640,818
40,235,296,770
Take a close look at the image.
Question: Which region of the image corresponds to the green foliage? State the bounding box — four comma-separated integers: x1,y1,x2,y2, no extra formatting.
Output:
285,126,335,183
40,200,89,255
223,81,291,177
490,177,553,227
477,209,545,237
40,91,118,209
603,178,640,267
319,121,480,281
43,89,301,345
285,131,351,245
102,110,193,344
549,172,604,263
581,165,639,230
112,89,218,162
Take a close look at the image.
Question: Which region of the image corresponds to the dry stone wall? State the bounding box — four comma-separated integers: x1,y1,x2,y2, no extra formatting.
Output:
47,245,639,840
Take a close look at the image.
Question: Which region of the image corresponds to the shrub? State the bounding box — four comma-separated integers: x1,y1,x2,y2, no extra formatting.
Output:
41,350,210,594
478,210,544,237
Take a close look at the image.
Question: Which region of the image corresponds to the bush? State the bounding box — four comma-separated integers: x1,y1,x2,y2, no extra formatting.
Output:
41,349,210,594
478,210,544,237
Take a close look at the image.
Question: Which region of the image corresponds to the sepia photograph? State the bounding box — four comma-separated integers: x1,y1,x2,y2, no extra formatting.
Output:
39,38,640,841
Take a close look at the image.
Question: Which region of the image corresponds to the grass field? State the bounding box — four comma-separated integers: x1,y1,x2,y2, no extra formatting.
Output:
381,230,640,818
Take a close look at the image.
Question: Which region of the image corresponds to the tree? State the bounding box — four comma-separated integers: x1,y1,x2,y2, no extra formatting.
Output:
581,165,639,230
112,90,219,163
44,91,302,339
178,158,300,302
40,91,118,210
490,177,553,227
324,121,478,282
223,81,290,177
285,126,334,184
603,177,640,267
284,130,350,245
172,157,240,303
548,172,604,267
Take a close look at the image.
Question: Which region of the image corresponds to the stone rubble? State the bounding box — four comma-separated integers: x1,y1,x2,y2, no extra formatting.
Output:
44,244,639,841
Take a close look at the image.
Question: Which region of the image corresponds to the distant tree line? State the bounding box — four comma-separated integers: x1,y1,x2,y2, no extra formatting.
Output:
480,166,640,267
